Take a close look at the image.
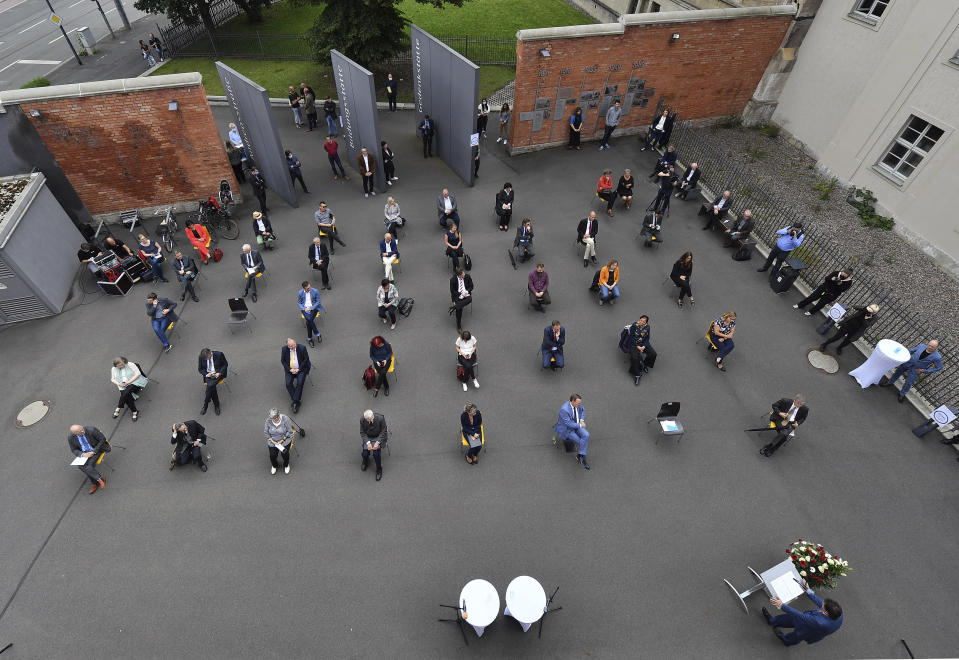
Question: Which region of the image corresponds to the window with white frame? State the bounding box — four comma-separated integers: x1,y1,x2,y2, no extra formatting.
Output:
877,116,943,182
850,0,890,24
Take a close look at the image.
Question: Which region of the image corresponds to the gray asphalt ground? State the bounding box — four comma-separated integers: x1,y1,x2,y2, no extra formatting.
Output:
0,106,957,659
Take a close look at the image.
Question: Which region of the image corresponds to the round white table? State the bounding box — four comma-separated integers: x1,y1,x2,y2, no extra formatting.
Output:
849,338,909,388
459,579,499,637
504,575,547,632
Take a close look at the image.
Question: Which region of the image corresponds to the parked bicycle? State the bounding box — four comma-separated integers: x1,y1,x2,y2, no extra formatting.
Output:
155,206,179,253
197,197,239,242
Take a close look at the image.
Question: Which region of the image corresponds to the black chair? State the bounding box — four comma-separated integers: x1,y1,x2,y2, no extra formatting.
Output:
226,297,255,333
647,402,684,442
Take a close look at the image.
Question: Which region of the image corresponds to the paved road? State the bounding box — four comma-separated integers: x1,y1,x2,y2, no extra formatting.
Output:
0,0,154,90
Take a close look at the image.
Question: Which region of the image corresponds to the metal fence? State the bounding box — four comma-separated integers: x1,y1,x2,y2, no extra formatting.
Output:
157,0,243,57
173,32,312,60
669,119,956,413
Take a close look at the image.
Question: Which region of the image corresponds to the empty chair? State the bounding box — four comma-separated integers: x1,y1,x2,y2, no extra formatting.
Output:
647,401,684,442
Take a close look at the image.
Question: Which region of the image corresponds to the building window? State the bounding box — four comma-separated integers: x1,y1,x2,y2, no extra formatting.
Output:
878,116,943,181
849,0,890,25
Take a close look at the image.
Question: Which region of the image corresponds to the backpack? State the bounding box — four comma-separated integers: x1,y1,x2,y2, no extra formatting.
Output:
362,365,376,390
618,325,631,353
463,254,472,271
398,297,414,317
212,248,224,262
732,243,752,261
589,270,601,292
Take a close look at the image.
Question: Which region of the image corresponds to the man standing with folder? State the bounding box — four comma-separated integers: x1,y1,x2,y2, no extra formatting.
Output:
763,578,843,646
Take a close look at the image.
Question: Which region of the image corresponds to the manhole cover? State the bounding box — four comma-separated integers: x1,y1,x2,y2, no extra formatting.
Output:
15,400,51,428
807,349,839,374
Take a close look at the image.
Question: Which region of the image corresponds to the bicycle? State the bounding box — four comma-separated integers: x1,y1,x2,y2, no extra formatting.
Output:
155,206,179,253
198,199,239,242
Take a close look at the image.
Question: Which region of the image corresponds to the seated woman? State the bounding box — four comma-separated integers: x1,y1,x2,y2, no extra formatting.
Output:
110,356,148,422
456,329,479,392
617,169,635,210
377,278,399,330
137,233,167,283
596,169,616,217
384,196,402,236
461,402,483,465
710,311,737,371
369,335,393,397
252,211,275,250
185,222,211,264
598,259,620,305
670,251,694,308
444,222,464,270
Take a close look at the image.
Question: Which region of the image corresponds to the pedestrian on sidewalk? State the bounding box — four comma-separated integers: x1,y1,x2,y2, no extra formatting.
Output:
288,86,303,128
301,83,317,131
149,33,164,62
286,150,309,193
382,141,398,186
139,40,156,67
324,97,338,136
324,136,348,181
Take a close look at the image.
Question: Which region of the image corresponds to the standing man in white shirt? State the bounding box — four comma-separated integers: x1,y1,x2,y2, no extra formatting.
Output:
642,110,669,151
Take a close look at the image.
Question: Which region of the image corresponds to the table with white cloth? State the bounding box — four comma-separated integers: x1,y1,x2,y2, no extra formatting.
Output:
849,338,909,388
459,579,500,637
504,575,547,632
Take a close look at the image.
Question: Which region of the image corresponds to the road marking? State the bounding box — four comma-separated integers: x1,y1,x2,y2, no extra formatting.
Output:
49,29,77,44
0,59,63,73
68,0,84,6
105,7,115,12
18,19,45,33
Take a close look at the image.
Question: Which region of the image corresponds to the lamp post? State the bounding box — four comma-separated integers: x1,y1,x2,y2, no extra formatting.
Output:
113,0,131,30
45,0,82,66
91,0,115,39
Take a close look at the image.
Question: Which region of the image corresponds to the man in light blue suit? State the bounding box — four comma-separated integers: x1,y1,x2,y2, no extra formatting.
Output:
763,579,843,646
554,394,590,469
296,281,323,348
883,339,942,402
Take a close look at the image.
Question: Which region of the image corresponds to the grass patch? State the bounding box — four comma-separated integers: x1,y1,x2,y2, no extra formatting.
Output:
757,123,780,138
153,59,515,102
21,77,51,88
812,177,837,201
216,0,592,38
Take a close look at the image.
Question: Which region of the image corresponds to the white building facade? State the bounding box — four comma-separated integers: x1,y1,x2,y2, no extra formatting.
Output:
772,0,959,273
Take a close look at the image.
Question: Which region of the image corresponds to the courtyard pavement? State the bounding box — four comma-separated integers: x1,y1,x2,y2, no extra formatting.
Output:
0,105,956,659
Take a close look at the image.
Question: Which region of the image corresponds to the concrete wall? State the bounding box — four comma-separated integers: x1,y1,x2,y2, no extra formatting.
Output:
510,7,794,153
772,1,959,270
0,74,238,216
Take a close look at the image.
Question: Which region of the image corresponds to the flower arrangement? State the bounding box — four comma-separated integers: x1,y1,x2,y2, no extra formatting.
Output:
787,539,850,589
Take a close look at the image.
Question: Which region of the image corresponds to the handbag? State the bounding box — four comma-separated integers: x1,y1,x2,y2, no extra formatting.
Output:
463,254,472,271
456,365,465,381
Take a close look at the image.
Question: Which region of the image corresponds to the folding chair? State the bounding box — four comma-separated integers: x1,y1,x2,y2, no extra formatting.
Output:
698,321,719,353
227,297,256,333
646,401,684,443
386,354,397,385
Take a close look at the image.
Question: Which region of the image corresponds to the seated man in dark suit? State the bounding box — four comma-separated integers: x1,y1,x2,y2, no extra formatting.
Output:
512,218,534,267
759,395,808,457
763,579,843,646
170,420,208,472
197,347,228,415
449,268,474,331
240,243,265,303
437,188,460,228
280,337,311,413
172,250,199,302
359,409,388,481
701,190,732,230
541,320,565,369
675,162,700,199
308,236,331,290
722,209,754,247
68,424,110,494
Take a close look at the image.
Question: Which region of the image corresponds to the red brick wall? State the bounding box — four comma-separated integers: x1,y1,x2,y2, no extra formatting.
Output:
20,83,237,215
511,14,792,151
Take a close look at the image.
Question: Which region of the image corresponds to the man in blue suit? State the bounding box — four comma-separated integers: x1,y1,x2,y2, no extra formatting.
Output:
541,321,565,370
554,394,590,469
296,281,323,348
763,580,843,646
280,338,311,413
882,339,942,402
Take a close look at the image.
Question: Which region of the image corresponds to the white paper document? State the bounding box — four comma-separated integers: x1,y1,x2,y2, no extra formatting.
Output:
769,574,803,602
246,267,257,275
660,420,680,432
71,456,88,466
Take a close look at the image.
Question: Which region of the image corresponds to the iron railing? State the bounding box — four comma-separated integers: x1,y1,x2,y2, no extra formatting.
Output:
157,0,244,57
669,119,956,415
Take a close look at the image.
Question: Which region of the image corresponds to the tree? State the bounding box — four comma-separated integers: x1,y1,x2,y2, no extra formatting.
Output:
135,0,267,32
307,0,469,69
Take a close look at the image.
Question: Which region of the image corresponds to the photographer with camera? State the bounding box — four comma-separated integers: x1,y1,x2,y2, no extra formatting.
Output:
757,222,804,278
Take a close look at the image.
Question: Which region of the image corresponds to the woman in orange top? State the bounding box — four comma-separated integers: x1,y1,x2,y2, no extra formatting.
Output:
596,169,615,216
185,222,211,263
598,259,620,305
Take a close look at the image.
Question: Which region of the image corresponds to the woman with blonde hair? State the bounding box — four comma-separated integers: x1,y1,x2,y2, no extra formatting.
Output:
710,311,737,371
461,402,483,465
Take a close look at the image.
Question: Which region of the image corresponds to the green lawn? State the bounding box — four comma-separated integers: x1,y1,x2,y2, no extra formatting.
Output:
156,58,515,102
218,0,592,38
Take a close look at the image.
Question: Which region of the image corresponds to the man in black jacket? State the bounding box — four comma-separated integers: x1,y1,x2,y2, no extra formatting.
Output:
240,243,265,303
795,270,853,316
495,182,514,231
760,395,809,457
819,304,879,355
250,167,268,215
170,420,208,472
627,316,657,386
675,163,701,200
308,236,331,290
68,425,110,494
281,338,311,413
172,250,199,302
449,268,474,331
198,348,228,415
702,190,733,230
360,409,388,481
576,212,599,268
722,210,755,247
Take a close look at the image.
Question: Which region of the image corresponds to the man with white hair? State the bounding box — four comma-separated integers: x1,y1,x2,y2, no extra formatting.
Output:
67,424,110,494
359,409,388,481
240,243,265,303
759,395,808,457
